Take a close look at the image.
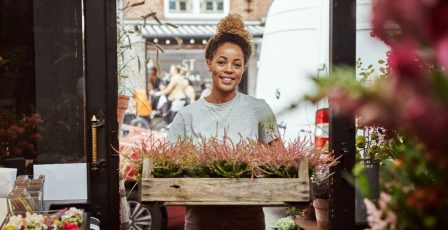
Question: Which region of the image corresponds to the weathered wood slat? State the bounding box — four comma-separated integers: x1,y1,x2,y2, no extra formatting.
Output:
139,159,310,205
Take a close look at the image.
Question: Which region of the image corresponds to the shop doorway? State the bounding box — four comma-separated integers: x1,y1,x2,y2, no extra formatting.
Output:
0,0,120,228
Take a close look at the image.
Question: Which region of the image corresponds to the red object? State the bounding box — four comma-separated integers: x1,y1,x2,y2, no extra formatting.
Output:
314,108,329,147
166,206,186,228
119,124,185,228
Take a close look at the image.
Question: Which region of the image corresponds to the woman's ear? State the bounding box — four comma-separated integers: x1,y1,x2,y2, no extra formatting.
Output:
206,59,212,71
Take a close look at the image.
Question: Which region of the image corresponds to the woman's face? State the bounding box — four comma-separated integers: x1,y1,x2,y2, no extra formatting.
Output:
207,42,245,95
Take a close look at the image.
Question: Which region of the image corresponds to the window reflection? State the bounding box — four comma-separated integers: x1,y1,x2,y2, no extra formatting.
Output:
0,0,85,164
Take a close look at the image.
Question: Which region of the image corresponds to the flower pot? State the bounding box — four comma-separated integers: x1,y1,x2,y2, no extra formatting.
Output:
313,198,329,229
303,203,315,220
355,161,380,224
117,94,130,129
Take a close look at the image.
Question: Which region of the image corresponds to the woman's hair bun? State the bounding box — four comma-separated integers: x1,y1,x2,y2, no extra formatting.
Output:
205,14,253,63
216,14,253,46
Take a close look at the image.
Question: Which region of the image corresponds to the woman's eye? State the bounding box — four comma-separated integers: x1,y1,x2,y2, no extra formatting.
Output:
233,63,242,69
217,61,225,65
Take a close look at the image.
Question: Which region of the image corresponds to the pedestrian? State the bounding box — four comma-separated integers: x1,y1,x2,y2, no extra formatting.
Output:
152,64,189,123
167,14,281,230
147,66,164,112
199,82,211,98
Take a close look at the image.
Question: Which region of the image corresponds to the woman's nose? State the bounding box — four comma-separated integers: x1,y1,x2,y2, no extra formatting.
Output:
224,63,234,72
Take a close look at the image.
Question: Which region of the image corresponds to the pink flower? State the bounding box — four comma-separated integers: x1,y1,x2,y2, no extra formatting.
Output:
364,192,396,230
388,41,427,89
62,222,78,230
328,86,363,115
371,0,428,44
436,37,448,69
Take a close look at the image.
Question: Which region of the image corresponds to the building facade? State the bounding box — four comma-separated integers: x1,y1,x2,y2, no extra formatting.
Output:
120,0,273,96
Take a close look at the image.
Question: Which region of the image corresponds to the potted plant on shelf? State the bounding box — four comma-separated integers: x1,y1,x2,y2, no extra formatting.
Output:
275,217,302,230
311,168,331,230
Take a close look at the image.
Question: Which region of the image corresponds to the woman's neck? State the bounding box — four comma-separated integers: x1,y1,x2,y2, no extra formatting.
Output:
205,90,237,104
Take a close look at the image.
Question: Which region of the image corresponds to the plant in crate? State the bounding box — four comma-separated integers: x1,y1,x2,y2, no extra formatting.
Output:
119,135,335,179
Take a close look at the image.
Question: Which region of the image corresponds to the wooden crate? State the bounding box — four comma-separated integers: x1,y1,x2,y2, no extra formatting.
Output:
139,158,310,206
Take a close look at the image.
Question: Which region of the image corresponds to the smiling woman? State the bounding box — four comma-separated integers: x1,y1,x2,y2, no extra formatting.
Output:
166,14,281,230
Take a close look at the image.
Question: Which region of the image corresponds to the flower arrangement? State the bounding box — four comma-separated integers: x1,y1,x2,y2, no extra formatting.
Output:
275,217,301,230
0,112,43,159
2,207,83,230
119,135,337,180
308,0,448,228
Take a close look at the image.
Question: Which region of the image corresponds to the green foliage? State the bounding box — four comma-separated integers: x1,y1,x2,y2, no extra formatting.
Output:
209,160,251,178
152,164,183,178
355,126,393,163
275,217,300,230
259,165,300,178
380,136,448,229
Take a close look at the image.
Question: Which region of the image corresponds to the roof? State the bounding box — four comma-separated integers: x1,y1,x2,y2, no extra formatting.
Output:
141,22,265,39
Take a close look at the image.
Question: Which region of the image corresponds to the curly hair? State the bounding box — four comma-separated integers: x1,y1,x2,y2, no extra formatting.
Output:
205,14,254,65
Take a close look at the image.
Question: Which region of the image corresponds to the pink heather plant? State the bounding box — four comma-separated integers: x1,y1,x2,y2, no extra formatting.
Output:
119,134,334,179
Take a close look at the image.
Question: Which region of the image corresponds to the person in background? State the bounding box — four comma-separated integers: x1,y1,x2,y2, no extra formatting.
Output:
167,14,281,230
152,64,189,123
199,82,211,98
147,66,163,111
184,79,196,105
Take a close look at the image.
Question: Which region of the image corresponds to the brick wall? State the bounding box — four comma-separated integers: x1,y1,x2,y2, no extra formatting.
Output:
230,0,273,20
122,0,165,19
123,0,272,21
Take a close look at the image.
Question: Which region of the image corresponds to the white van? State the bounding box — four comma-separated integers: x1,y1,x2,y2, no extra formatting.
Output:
255,0,389,143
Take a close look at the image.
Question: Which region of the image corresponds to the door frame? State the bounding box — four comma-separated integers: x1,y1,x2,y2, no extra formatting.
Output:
85,0,120,228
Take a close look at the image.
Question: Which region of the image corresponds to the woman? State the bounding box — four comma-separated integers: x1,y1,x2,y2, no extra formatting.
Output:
167,14,281,230
153,64,189,123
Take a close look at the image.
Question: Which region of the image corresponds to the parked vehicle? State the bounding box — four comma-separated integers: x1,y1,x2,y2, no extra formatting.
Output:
255,0,389,144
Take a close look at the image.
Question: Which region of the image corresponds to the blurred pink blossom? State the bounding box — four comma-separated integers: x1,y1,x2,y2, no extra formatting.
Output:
388,41,427,89
328,86,363,115
428,2,448,43
364,192,396,230
371,0,429,44
436,38,448,69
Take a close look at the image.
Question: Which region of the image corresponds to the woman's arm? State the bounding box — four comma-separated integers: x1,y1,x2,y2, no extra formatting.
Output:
155,77,177,96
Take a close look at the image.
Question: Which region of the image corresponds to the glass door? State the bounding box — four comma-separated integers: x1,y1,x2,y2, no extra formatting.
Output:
0,0,119,228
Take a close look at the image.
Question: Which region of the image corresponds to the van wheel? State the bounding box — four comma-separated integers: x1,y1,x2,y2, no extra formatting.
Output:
128,200,163,230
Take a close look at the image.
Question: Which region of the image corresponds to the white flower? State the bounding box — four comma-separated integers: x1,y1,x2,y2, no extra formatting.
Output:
64,207,83,217
5,214,24,228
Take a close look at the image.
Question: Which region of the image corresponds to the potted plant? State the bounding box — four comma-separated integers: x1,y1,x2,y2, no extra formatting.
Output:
275,217,302,230
311,168,331,230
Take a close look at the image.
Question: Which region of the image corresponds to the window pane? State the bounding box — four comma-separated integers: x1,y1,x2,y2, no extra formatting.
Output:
179,1,186,11
169,0,176,10
217,1,223,11
206,1,213,10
